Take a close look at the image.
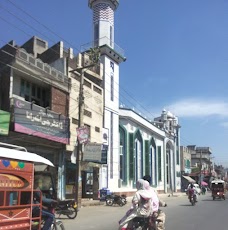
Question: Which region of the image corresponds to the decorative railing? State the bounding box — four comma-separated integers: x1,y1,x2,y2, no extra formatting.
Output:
81,37,125,58
17,48,68,84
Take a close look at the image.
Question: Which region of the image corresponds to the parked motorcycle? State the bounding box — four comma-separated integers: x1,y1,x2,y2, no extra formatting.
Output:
55,199,78,219
120,194,127,205
105,194,126,206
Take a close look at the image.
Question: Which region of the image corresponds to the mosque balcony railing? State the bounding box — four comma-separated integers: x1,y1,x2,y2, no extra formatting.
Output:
81,37,125,58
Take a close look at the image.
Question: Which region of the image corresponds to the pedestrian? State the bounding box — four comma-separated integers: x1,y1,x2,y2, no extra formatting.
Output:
201,186,206,195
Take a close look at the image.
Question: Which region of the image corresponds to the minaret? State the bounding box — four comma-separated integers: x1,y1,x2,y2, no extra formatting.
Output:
88,0,126,191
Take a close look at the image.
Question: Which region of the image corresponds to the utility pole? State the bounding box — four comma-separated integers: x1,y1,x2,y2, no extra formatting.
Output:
70,48,100,206
199,150,202,186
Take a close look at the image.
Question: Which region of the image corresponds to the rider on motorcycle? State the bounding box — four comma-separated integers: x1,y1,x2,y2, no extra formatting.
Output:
187,183,198,202
33,179,56,230
118,179,153,230
143,175,167,230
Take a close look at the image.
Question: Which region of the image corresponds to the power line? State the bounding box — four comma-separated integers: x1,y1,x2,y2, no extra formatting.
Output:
0,5,156,121
0,1,199,149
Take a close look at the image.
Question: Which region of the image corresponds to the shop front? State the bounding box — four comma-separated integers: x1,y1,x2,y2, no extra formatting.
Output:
65,143,107,200
0,98,70,199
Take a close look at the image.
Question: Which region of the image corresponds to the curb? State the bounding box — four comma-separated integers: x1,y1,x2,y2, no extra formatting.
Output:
81,193,187,207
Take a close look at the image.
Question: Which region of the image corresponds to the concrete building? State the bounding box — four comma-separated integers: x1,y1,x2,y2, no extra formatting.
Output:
153,109,181,193
35,40,105,200
0,37,70,199
118,108,181,195
187,145,213,184
180,146,194,191
88,0,126,192
180,146,192,175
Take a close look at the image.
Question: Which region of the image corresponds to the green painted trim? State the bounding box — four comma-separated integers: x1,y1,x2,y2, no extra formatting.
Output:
145,140,150,175
119,125,128,184
129,132,134,180
176,149,180,165
158,146,162,181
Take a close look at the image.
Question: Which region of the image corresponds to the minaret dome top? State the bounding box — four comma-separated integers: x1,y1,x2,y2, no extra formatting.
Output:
88,0,119,10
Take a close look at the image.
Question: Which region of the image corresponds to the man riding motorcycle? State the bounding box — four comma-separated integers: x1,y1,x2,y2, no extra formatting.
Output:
33,178,56,230
187,183,198,202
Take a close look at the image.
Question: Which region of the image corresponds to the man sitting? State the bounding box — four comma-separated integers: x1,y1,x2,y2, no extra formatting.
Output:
33,179,56,230
187,183,198,202
143,175,167,230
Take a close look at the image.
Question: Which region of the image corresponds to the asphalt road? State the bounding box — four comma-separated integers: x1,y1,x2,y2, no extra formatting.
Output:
59,192,228,230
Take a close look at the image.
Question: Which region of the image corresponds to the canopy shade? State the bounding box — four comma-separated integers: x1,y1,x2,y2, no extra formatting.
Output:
201,181,208,186
182,175,196,183
0,147,54,167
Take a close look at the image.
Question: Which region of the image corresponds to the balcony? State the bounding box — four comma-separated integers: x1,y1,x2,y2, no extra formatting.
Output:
81,37,126,63
15,48,69,91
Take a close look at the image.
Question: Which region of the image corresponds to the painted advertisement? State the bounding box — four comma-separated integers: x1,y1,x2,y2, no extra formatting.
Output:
0,110,10,135
14,98,69,144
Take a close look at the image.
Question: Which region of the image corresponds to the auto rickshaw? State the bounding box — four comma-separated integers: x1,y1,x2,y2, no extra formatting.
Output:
0,142,54,230
211,179,226,200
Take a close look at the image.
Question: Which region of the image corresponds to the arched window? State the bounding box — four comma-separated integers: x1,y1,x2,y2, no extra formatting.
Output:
119,127,126,182
150,138,157,186
134,131,143,182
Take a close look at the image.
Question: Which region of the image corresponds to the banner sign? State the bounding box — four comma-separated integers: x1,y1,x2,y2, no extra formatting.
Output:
83,143,102,163
14,98,69,144
76,126,89,144
0,110,10,135
101,145,108,164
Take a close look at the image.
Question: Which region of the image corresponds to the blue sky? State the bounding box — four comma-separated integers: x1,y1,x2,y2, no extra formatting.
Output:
1,0,228,166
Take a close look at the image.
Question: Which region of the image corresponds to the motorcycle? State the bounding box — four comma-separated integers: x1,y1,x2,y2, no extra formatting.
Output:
55,199,78,219
105,193,126,206
189,194,197,206
121,194,127,205
132,215,161,230
32,200,65,230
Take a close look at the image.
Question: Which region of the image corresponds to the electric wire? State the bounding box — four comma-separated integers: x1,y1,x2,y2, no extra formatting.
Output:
0,1,210,153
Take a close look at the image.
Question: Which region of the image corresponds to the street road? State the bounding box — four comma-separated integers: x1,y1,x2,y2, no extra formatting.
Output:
59,192,228,230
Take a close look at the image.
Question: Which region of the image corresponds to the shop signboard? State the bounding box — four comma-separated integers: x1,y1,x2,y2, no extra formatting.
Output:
0,110,10,135
14,98,69,144
101,144,108,164
83,143,102,163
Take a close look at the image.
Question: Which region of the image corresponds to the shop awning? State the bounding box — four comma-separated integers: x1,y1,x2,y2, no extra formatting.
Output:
0,147,54,167
182,175,196,183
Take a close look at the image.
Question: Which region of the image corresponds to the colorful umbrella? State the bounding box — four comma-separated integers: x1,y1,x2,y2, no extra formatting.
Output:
201,181,208,186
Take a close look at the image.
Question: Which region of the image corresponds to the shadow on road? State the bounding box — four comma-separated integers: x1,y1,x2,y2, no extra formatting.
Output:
201,199,225,201
179,204,193,206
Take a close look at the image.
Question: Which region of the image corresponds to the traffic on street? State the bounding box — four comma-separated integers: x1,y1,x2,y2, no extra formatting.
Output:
60,192,227,230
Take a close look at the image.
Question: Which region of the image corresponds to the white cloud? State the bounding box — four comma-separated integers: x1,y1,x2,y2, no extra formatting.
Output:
220,122,228,127
163,98,228,118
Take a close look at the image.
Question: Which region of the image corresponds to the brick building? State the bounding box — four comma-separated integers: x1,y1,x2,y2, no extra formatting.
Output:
0,37,70,198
